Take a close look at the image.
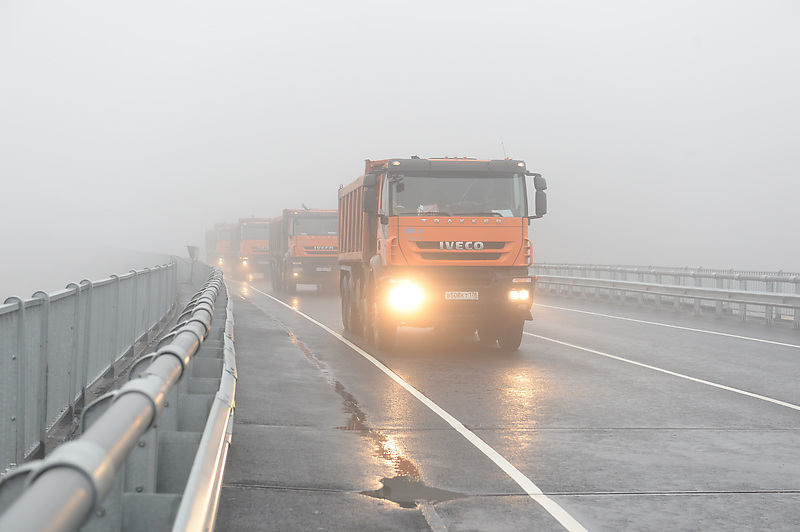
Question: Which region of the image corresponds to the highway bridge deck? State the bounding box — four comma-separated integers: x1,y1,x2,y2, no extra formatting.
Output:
214,279,800,531
215,293,429,531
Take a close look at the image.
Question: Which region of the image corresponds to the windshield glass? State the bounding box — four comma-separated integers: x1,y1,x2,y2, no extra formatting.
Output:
389,173,526,217
292,216,338,235
242,224,269,240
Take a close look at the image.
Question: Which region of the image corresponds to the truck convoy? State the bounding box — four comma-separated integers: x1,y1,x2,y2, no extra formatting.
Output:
269,208,339,293
338,157,547,350
233,217,271,280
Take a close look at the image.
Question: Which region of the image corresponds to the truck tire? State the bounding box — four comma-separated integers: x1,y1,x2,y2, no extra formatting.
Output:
497,318,524,351
368,293,396,350
350,277,362,335
477,322,498,346
341,277,351,331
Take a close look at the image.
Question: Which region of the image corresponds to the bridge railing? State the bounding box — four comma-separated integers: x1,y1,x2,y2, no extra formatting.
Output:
0,264,236,531
532,264,800,328
0,263,178,476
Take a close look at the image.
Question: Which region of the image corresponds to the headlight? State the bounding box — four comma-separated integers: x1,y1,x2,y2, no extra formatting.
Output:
388,280,425,312
242,259,248,266
292,272,300,277
509,289,530,301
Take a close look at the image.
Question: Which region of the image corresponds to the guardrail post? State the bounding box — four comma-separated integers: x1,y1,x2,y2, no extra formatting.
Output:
32,292,50,460
80,280,94,402
794,277,800,329
655,273,662,309
66,283,83,415
111,275,121,376
4,297,27,467
637,270,644,307
693,272,702,316
673,274,681,313
764,277,774,325
130,270,139,353
738,276,748,321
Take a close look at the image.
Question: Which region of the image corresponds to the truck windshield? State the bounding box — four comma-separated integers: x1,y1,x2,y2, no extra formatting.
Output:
292,216,338,236
389,173,526,217
242,224,270,240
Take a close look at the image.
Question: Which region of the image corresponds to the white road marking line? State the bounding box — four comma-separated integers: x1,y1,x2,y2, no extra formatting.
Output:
535,304,800,350
525,332,800,413
245,285,588,532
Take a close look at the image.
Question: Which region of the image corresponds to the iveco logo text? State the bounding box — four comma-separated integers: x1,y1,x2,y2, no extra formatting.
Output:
312,246,336,250
439,241,484,250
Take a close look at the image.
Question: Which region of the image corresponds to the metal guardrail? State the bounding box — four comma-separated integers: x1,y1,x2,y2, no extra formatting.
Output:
532,264,800,328
0,265,236,531
0,264,178,476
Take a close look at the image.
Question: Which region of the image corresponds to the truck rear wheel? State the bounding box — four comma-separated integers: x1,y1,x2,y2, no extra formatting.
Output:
497,318,524,351
350,278,363,334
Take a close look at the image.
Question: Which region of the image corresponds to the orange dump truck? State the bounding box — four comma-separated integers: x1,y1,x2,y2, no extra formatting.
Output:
269,208,339,293
206,223,236,271
233,217,271,280
338,157,547,349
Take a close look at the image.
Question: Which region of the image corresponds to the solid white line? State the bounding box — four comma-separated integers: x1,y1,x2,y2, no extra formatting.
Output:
525,332,800,413
535,304,800,350
245,285,588,532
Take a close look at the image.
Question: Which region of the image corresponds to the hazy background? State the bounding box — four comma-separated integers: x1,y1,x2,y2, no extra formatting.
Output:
2,1,799,299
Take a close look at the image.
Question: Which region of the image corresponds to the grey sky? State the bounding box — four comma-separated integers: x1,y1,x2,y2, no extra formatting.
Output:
1,1,799,297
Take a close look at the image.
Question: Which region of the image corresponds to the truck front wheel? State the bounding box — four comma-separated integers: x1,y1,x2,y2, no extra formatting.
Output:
497,318,525,351
341,277,351,331
368,295,396,350
477,322,498,346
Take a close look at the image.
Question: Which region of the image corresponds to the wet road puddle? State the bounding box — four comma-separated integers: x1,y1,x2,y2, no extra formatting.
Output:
281,322,466,509
362,476,466,508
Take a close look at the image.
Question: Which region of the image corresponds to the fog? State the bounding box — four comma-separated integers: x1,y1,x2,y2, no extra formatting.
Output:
2,1,799,299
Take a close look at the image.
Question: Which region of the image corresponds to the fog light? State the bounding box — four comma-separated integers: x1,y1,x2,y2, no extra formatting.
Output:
388,280,424,312
509,289,530,301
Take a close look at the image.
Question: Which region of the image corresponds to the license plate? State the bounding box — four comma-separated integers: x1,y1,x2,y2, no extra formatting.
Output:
445,291,479,300
316,267,332,272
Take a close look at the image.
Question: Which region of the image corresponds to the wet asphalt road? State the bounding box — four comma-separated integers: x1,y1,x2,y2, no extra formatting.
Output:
216,278,800,531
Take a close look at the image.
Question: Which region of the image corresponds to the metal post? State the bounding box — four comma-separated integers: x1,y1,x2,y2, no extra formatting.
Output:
32,292,50,460
4,297,27,466
66,283,83,415
80,280,93,396
111,275,120,375
765,278,774,325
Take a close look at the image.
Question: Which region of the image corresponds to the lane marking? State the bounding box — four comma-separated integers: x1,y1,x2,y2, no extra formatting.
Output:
525,332,800,413
536,304,800,350
243,285,588,532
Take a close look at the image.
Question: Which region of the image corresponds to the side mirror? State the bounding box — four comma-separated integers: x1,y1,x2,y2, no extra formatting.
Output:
534,189,547,218
528,174,547,219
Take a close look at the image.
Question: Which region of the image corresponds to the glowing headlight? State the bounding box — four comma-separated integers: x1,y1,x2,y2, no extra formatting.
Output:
292,272,300,277
509,289,530,301
242,259,248,266
388,280,424,312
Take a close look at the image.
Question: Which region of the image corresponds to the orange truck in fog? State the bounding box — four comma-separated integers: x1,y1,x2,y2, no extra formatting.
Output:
269,208,339,293
206,223,236,271
234,217,271,280
338,157,547,350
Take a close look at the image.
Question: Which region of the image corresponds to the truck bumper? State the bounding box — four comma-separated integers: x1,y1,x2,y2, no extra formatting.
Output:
289,258,338,284
376,272,535,328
